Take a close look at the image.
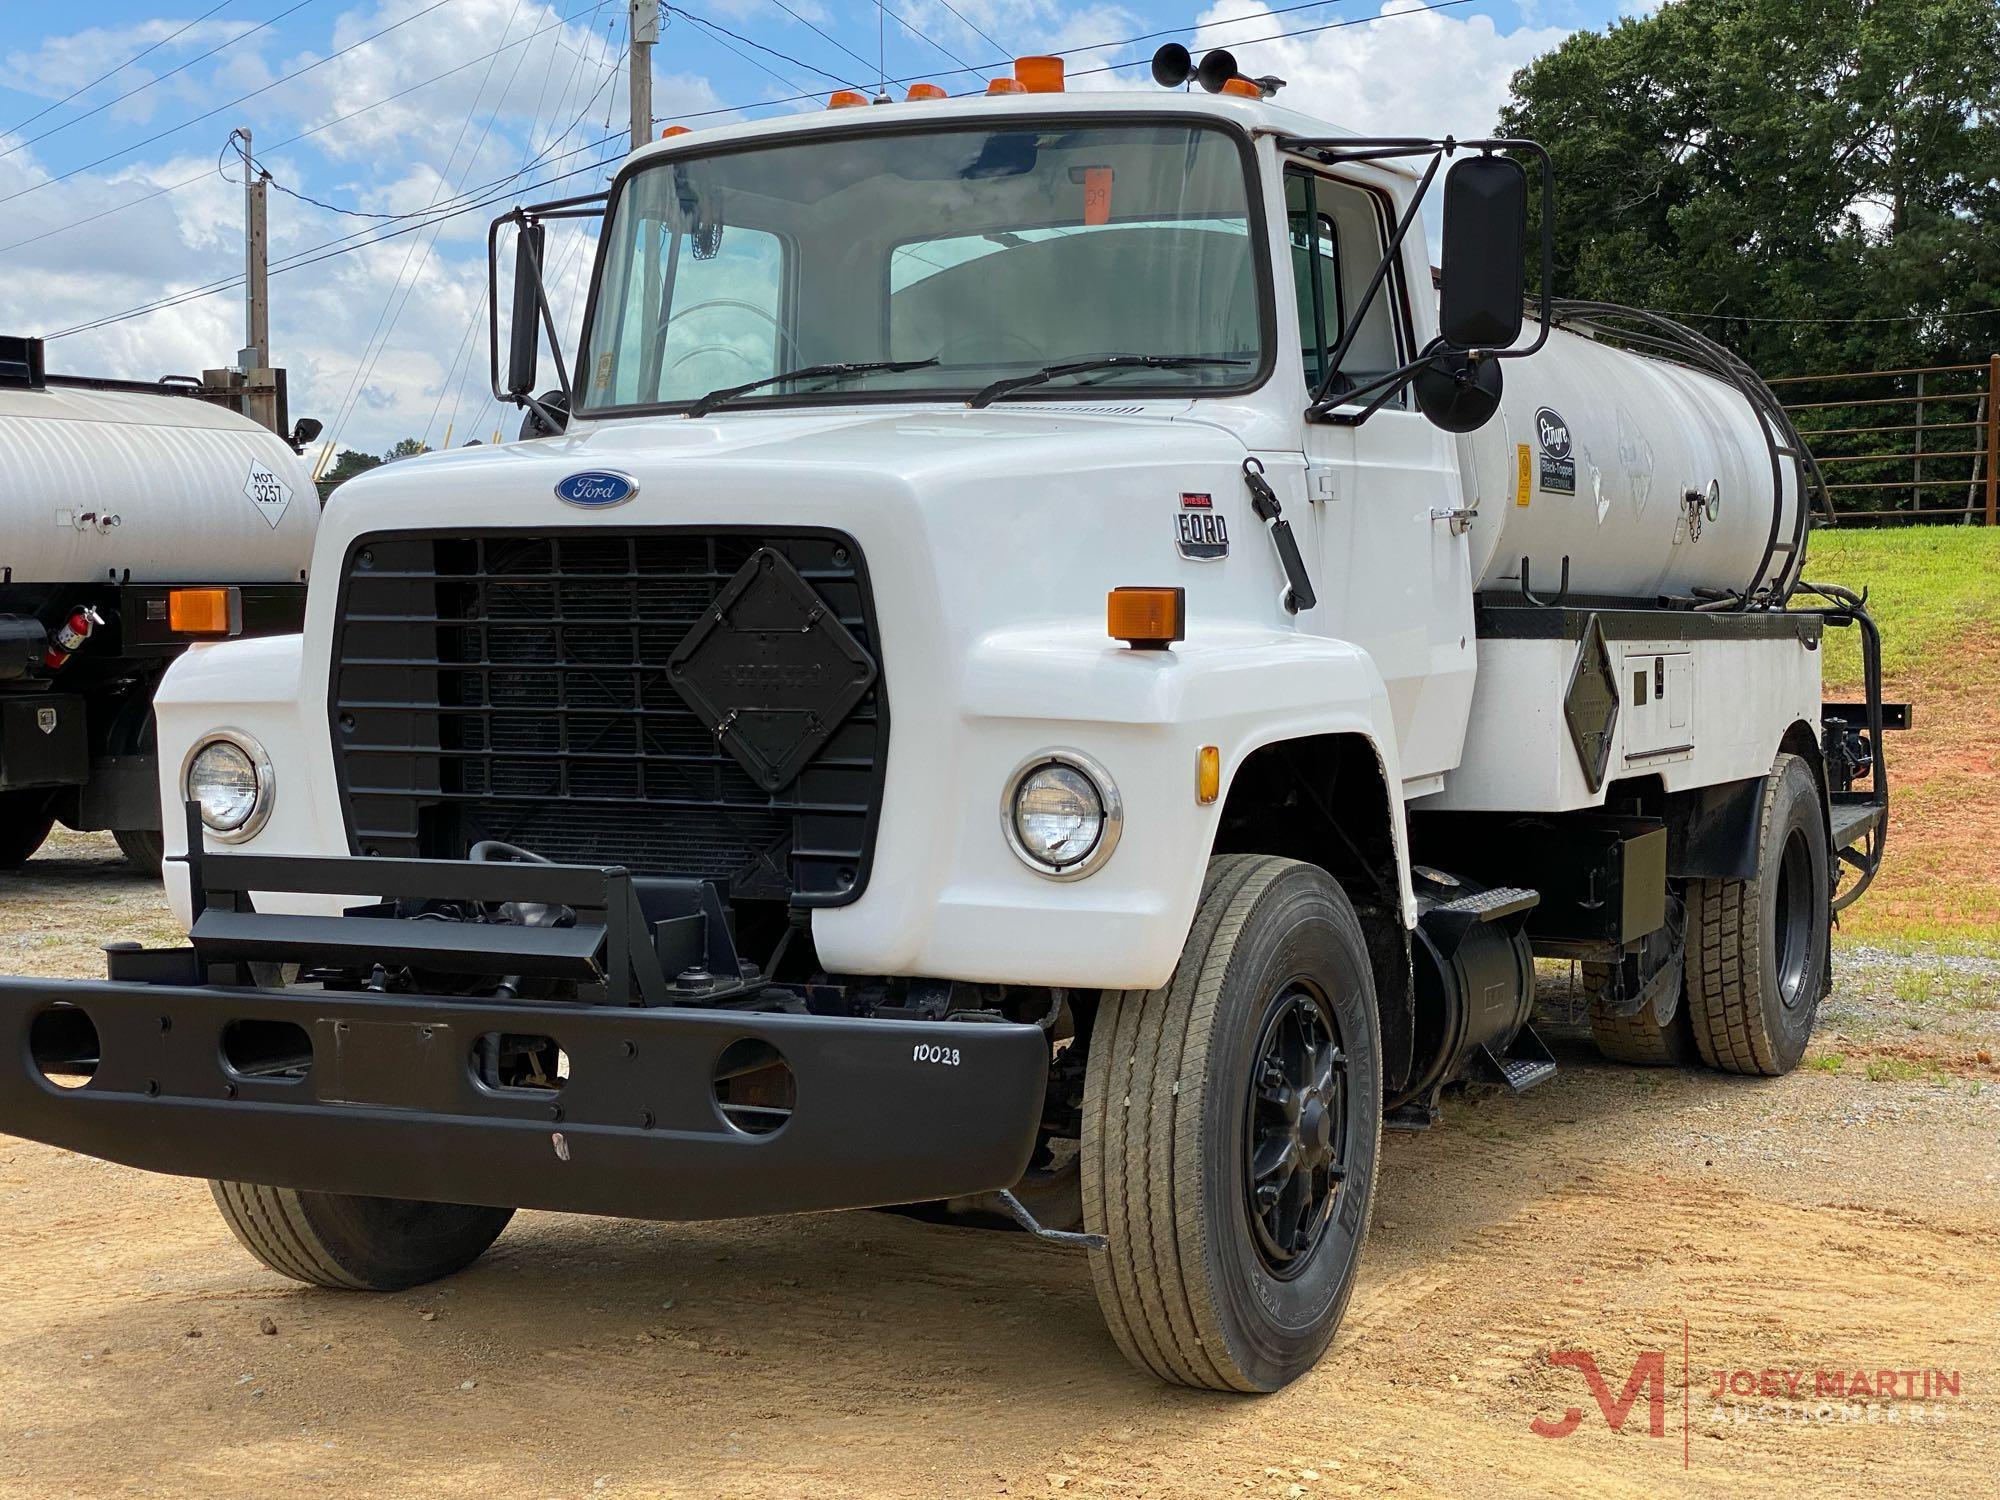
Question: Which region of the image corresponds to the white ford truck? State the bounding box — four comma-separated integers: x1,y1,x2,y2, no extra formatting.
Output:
0,54,1896,1393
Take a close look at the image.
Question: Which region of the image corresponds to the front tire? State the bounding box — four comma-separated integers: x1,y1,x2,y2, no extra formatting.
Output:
114,829,165,872
1082,855,1382,1392
1684,752,1831,1076
210,1181,513,1291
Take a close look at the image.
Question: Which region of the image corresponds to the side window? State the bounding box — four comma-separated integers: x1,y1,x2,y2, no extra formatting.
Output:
1284,167,1408,407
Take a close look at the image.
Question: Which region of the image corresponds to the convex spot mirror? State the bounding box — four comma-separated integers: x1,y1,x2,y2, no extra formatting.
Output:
1438,154,1528,352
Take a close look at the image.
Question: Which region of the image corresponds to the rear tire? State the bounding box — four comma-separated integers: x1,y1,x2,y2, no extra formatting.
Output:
0,792,55,869
114,829,165,872
1584,963,1698,1067
1684,752,1830,1076
210,1181,513,1291
1082,855,1382,1392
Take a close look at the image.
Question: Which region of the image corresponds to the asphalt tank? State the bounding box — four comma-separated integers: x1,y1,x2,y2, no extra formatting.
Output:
1458,323,1804,601
0,383,316,585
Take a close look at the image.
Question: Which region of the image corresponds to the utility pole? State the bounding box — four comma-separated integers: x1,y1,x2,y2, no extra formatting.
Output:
629,1,658,152
213,126,280,434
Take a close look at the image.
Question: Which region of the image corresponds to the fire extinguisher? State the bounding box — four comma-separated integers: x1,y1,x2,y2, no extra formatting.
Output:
43,604,105,671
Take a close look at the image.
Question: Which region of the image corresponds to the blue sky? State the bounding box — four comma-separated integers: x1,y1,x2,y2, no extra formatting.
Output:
0,0,1645,456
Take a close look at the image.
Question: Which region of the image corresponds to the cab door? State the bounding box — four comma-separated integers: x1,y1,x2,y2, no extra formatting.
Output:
1285,164,1475,783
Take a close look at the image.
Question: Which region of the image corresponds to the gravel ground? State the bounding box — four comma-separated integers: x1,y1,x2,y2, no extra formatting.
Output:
1,832,1995,1498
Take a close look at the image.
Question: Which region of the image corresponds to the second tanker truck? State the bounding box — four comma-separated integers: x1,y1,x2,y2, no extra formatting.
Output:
0,338,317,870
0,55,1895,1394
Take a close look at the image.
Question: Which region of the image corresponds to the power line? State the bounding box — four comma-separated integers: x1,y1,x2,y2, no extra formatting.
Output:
677,12,833,95
881,2,982,79
2,0,239,141
0,1,613,258
324,0,544,450
42,0,1473,343
929,0,1010,60
0,0,326,164
0,0,458,207
664,7,856,89
758,0,880,79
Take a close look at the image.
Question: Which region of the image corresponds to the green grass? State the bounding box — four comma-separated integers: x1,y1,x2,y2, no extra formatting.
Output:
1804,526,2000,688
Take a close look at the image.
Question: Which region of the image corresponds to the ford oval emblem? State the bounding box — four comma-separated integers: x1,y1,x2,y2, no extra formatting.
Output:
555,470,639,508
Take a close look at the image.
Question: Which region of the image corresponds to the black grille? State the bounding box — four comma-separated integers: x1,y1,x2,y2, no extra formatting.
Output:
330,529,887,905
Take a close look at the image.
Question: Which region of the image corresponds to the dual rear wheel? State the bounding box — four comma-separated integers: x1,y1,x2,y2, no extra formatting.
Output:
1588,752,1831,1075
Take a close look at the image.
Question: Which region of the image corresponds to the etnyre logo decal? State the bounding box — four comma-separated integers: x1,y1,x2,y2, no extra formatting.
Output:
1534,406,1576,495
555,471,639,508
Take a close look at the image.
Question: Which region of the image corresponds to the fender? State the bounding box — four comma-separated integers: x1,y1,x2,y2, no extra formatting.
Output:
151,633,345,928
812,623,1410,990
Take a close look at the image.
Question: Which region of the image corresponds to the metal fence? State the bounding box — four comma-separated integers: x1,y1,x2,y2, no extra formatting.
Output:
1772,357,1998,524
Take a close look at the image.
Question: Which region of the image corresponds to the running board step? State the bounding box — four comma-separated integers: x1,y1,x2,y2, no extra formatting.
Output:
1474,1024,1557,1093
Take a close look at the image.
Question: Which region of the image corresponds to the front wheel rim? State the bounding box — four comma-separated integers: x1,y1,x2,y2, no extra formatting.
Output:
1243,980,1348,1278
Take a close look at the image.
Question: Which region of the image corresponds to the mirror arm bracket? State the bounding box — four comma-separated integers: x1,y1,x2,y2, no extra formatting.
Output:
486,192,608,416
1282,134,1557,396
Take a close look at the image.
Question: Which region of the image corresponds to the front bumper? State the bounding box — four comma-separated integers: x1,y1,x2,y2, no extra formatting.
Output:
0,979,1047,1220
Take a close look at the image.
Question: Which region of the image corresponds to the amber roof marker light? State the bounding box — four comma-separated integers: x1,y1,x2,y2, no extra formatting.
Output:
1016,56,1065,92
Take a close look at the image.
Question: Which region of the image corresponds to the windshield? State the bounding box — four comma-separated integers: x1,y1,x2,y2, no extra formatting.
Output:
576,120,1267,412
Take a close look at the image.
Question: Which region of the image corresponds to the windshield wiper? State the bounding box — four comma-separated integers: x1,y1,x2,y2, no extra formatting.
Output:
967,354,1249,410
686,358,940,418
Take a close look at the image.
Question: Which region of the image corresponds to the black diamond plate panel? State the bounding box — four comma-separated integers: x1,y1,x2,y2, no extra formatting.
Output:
667,548,879,794
1564,612,1620,794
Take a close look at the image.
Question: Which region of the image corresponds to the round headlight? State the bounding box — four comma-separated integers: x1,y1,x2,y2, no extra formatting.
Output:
1004,752,1122,879
184,734,272,840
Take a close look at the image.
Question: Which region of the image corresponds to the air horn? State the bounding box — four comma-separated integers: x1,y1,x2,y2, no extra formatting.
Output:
1150,43,1284,98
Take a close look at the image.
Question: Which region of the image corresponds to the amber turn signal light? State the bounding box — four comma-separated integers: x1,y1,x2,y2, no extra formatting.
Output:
1197,745,1221,805
985,77,1027,95
168,586,241,637
660,125,691,138
828,89,869,108
1107,586,1185,650
906,82,947,101
1220,77,1262,99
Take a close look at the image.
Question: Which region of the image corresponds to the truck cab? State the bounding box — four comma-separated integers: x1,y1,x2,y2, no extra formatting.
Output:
0,67,1890,1394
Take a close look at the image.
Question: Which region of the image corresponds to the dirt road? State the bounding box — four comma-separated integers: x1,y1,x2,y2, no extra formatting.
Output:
3,835,1996,1498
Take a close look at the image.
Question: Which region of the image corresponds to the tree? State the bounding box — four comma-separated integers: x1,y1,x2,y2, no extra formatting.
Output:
385,437,429,461
1497,0,2000,378
316,447,382,503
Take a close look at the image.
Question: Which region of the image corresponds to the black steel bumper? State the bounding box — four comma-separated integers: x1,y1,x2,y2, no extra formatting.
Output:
0,978,1047,1221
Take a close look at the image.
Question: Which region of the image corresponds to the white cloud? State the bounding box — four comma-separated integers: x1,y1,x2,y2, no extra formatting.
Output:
1183,0,1571,142
0,0,1578,454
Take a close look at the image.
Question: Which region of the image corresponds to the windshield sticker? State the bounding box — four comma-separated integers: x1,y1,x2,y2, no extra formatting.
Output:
1083,166,1113,226
1176,492,1228,561
1535,406,1575,495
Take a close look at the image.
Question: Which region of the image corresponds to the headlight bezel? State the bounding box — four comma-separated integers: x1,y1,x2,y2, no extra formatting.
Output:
1001,748,1122,880
180,729,275,843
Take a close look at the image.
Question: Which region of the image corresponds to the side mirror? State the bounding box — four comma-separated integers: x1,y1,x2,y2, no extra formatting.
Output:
506,220,546,398
1438,154,1528,351
289,416,323,452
